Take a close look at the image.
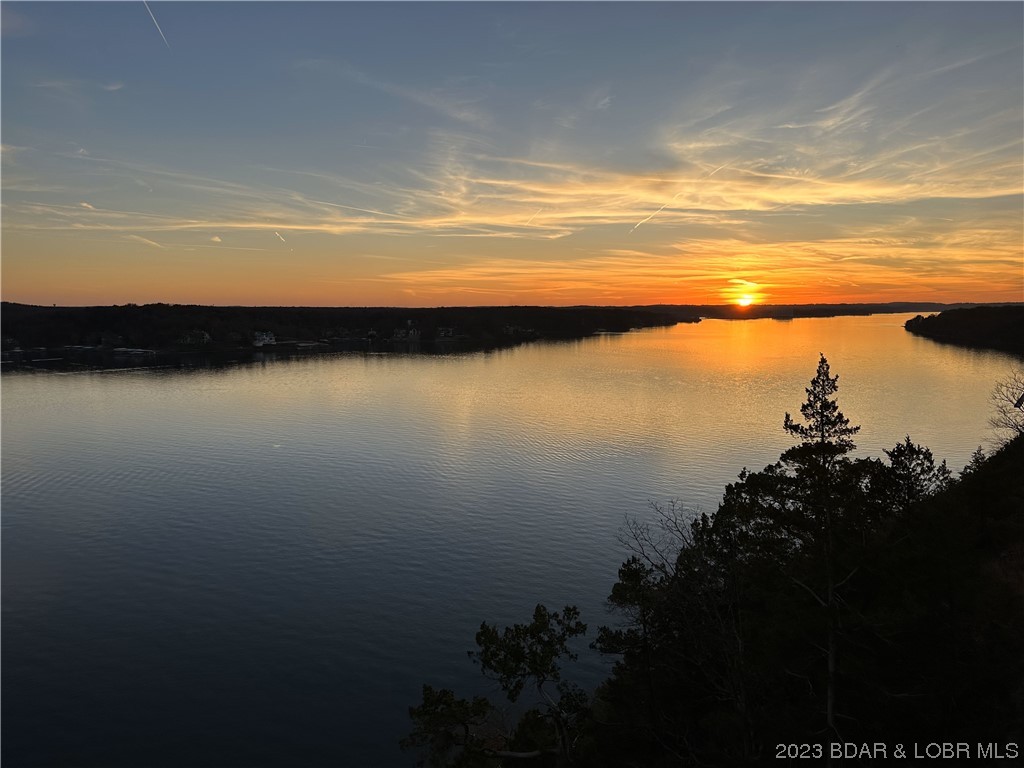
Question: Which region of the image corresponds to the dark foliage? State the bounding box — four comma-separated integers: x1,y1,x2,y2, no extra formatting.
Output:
904,305,1024,354
404,606,587,767
0,302,677,354
406,356,1024,766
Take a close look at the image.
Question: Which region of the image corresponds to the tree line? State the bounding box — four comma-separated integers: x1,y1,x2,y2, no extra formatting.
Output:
0,303,678,353
904,306,1024,355
403,356,1024,766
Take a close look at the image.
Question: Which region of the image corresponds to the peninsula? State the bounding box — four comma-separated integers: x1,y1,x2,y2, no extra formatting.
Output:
904,305,1024,355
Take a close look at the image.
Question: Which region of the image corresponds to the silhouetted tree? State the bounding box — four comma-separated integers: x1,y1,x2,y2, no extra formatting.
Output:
403,605,587,767
960,446,987,478
990,366,1024,446
593,356,962,760
880,436,952,511
401,686,495,768
408,355,1023,766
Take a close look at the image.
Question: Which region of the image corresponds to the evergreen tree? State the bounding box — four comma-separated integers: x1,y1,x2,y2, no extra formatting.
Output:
407,356,1022,765
403,605,587,767
782,353,860,474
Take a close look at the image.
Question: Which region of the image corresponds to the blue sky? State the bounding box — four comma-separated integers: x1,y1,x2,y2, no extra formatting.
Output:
2,2,1021,306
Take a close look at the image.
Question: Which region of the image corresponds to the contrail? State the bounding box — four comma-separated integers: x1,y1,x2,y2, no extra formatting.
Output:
707,163,729,178
275,231,287,242
143,1,171,50
526,208,542,226
631,193,681,233
630,163,729,233
125,234,165,249
310,199,408,219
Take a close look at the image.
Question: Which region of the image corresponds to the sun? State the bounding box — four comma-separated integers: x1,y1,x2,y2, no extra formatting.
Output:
737,295,755,307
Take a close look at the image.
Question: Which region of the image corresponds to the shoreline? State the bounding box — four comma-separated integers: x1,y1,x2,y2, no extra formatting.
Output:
4,301,1019,372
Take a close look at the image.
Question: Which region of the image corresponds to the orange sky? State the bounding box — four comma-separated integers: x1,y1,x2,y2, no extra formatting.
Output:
2,3,1022,307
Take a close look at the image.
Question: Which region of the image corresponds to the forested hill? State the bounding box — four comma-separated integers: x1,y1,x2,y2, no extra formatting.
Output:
904,305,1024,355
0,303,680,352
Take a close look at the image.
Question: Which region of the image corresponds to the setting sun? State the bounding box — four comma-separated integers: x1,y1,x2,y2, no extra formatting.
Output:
2,3,1021,307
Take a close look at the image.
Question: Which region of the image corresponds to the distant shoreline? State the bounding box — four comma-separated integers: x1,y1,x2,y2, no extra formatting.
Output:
2,301,1018,372
1,303,678,371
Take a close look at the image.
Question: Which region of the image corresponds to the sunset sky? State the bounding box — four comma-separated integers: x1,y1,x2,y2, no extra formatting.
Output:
2,2,1022,307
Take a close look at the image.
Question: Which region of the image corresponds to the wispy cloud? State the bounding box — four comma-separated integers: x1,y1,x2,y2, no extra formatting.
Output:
29,78,127,107
125,234,165,249
541,85,613,131
10,23,1020,252
6,137,1018,253
4,32,1020,305
375,215,1022,304
3,3,1020,307
33,79,125,93
33,80,75,92
295,59,491,129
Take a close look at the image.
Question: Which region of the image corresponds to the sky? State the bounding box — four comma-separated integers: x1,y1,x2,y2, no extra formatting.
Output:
2,2,1022,307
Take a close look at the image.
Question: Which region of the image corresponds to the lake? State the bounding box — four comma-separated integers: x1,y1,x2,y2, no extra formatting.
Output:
2,313,1017,767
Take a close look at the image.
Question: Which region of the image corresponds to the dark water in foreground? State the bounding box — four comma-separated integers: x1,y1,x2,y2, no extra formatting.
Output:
2,314,1017,766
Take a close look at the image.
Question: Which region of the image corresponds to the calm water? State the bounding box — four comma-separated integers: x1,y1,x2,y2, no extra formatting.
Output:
2,314,1017,766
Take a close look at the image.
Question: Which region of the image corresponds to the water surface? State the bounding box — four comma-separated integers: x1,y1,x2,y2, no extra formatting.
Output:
2,314,1016,766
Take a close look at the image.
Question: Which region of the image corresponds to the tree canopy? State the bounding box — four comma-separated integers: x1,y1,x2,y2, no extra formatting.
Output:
404,355,1024,766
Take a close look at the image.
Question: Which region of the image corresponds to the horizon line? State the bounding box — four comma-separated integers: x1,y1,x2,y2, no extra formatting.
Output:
4,300,1019,311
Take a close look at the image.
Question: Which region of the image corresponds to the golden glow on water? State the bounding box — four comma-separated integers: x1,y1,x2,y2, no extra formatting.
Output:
213,314,1018,477
427,314,1014,472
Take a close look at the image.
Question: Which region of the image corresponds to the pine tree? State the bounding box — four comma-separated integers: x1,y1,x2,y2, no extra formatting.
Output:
782,353,860,474
780,354,860,743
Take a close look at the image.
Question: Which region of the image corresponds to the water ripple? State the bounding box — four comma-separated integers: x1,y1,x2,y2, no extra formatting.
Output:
2,314,1016,766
